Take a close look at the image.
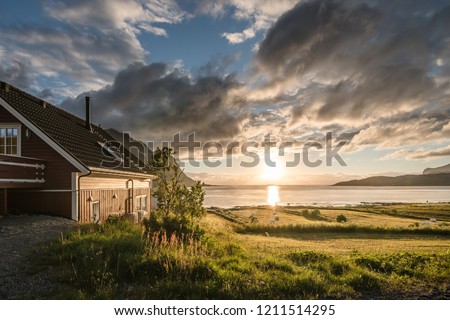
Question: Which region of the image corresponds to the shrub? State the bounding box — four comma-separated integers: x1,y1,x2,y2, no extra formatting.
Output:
144,148,206,238
336,214,347,223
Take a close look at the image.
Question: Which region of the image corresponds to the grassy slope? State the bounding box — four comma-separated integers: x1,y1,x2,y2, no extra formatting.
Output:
32,204,450,299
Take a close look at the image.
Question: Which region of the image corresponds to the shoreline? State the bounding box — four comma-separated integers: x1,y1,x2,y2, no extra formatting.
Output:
205,201,450,210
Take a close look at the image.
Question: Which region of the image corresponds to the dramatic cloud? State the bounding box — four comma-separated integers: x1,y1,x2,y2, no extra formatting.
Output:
251,0,450,153
1,0,449,172
61,62,246,141
0,0,190,95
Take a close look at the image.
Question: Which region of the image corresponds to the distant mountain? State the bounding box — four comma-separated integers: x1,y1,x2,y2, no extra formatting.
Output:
423,163,450,175
105,129,196,187
334,173,450,186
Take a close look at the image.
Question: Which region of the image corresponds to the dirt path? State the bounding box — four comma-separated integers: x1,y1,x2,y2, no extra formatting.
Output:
0,214,75,299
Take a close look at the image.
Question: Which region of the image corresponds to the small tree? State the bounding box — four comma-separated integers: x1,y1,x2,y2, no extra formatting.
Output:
336,214,347,223
143,147,206,238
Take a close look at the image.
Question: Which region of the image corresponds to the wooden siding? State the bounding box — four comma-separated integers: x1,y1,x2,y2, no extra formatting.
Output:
1,105,79,218
78,188,150,222
78,174,151,222
80,176,150,189
0,154,46,187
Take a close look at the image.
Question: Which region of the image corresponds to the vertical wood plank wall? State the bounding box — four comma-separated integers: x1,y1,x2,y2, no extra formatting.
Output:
79,188,150,222
79,175,151,222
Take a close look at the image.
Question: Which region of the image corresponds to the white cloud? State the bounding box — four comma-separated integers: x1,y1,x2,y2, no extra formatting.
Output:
1,25,145,83
199,0,299,44
138,24,168,37
44,0,189,36
381,145,450,160
222,28,256,44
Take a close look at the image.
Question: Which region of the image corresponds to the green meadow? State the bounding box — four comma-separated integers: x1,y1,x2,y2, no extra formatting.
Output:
33,203,450,299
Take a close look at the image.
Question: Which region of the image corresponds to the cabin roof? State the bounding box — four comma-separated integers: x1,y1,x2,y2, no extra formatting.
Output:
0,80,151,176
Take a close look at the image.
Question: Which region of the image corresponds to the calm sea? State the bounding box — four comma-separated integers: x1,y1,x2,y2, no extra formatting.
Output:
204,185,450,208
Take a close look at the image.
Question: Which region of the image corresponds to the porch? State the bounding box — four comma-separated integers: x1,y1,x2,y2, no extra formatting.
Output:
0,154,46,215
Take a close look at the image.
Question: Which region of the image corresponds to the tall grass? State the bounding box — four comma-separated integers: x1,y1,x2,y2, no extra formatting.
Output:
143,231,213,281
32,217,450,299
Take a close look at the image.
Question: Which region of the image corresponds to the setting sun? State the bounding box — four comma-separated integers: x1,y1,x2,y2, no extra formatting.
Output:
261,164,284,182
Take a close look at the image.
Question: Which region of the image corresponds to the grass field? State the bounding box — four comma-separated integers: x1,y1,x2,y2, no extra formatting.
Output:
32,203,450,299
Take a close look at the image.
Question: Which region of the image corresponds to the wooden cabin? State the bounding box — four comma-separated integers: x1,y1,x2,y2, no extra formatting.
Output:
0,81,154,222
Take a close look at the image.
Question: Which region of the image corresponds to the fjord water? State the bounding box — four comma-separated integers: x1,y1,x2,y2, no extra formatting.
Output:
204,185,450,208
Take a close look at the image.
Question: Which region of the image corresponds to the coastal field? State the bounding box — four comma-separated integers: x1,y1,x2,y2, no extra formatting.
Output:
33,203,450,299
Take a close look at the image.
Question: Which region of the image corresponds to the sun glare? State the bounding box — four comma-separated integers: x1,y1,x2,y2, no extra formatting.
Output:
267,185,280,206
261,164,284,182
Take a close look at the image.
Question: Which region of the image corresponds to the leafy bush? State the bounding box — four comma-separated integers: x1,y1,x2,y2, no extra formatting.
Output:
336,214,347,223
143,148,206,238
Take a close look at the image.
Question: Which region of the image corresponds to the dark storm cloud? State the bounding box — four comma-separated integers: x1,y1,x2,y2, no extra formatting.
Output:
317,64,439,120
61,62,246,140
256,0,450,127
257,0,380,76
0,60,32,89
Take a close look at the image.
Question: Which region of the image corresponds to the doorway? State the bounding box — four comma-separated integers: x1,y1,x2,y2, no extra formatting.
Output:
91,201,100,223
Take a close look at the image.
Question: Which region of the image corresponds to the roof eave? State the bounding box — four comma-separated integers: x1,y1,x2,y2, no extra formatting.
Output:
88,166,155,179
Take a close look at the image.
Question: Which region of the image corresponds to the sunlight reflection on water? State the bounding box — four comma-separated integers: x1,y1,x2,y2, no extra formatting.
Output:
267,185,280,206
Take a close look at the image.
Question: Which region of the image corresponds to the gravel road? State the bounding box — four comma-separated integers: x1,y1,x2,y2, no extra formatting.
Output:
0,214,75,299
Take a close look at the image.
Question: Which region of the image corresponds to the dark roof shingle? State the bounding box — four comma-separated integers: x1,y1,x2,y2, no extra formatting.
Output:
0,81,149,175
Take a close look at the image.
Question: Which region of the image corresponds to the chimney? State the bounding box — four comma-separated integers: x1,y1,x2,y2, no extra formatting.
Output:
85,96,92,131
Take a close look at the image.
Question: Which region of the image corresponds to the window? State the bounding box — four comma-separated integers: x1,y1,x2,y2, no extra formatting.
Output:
0,125,21,155
91,201,100,223
136,195,147,212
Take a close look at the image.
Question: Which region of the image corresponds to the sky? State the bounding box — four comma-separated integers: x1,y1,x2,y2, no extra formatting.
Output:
1,0,450,185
